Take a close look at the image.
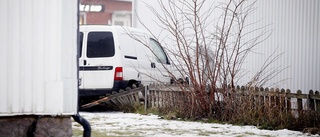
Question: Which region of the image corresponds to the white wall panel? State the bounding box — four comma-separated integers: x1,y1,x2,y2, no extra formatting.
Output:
0,0,78,116
0,0,8,113
133,0,320,93
242,0,320,93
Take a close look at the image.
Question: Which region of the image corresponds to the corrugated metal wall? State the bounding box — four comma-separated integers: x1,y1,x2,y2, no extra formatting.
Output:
0,0,78,116
133,0,320,93
242,0,320,93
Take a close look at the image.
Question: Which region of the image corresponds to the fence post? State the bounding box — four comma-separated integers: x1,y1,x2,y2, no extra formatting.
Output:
156,90,160,108
169,91,172,108
315,91,320,113
151,90,155,108
308,90,315,111
145,85,148,113
259,87,265,112
178,91,183,111
280,89,285,111
162,89,165,107
254,87,259,110
248,87,254,110
275,88,280,109
172,91,176,108
240,86,246,106
164,91,168,108
297,90,303,111
270,88,275,107
265,88,270,107
286,89,291,113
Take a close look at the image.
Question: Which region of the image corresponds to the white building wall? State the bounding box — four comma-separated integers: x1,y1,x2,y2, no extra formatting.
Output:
243,0,320,93
0,0,78,116
133,0,320,93
112,11,132,26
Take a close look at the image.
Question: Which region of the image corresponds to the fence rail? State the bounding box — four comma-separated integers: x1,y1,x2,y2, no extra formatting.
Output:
145,85,320,113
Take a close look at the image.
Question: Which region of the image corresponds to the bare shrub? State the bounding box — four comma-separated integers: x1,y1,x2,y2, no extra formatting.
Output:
136,0,274,118
134,0,319,131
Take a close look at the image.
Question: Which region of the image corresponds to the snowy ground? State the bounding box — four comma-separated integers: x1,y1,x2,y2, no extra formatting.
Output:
72,112,318,137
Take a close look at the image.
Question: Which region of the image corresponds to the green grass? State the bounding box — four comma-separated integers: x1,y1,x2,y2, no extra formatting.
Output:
73,128,108,137
234,132,272,137
197,130,223,136
73,128,143,137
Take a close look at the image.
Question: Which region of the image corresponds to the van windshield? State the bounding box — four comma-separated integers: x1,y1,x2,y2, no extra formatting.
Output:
87,32,115,58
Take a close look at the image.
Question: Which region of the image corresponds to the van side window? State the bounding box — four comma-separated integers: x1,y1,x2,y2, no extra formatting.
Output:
149,38,170,64
79,32,83,58
87,32,115,58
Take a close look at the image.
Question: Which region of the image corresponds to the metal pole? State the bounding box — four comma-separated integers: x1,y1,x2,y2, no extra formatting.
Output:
144,85,148,114
75,1,91,136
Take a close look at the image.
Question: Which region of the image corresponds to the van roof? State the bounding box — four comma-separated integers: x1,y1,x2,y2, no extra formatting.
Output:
80,25,151,36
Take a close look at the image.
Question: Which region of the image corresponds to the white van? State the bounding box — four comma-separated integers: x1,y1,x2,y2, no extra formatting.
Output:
79,25,171,96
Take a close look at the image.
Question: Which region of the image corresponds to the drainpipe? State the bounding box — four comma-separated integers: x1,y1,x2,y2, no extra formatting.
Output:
72,114,91,137
73,0,91,136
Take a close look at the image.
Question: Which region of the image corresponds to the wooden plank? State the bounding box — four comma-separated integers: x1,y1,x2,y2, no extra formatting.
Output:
286,93,309,99
309,94,320,100
259,92,265,112
81,97,109,109
151,90,156,108
286,89,291,112
270,88,275,107
315,91,320,112
80,87,145,109
297,90,303,111
119,96,129,105
280,89,286,110
308,90,315,111
275,88,280,109
110,99,121,106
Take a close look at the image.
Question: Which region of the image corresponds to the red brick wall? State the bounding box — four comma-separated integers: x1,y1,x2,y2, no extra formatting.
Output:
80,0,132,25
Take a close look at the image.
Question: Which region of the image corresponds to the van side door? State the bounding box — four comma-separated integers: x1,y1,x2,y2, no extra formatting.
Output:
80,31,116,89
133,34,153,84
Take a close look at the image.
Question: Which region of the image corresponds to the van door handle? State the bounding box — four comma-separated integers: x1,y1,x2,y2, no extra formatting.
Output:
151,62,156,68
84,60,87,65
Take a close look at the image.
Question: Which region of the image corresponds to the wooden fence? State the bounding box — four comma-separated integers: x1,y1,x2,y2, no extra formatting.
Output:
145,85,320,113
81,87,143,110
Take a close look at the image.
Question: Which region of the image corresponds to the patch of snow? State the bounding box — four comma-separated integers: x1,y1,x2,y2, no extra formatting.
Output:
72,112,318,137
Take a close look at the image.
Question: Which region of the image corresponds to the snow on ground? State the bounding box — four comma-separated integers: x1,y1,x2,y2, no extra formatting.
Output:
72,112,318,137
